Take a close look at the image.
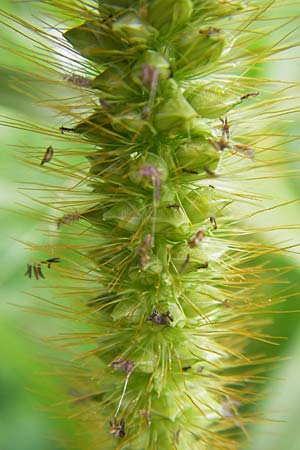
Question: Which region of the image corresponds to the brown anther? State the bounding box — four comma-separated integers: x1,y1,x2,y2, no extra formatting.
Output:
173,429,181,445
182,168,199,175
138,234,153,268
204,167,217,177
100,98,112,111
209,216,217,230
188,229,205,248
179,254,190,274
223,299,231,308
33,264,45,280
220,117,230,139
147,309,173,325
197,261,209,269
101,13,113,25
57,213,81,229
24,264,32,279
208,137,228,152
41,145,54,165
166,203,181,210
240,91,259,100
199,27,220,36
63,74,92,87
109,418,125,438
232,143,255,159
139,409,151,427
59,126,76,134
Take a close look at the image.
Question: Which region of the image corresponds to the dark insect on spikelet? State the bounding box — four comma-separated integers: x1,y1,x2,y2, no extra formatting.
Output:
147,309,173,325
111,358,135,375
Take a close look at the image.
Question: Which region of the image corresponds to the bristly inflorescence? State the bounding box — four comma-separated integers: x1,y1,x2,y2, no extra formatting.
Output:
7,0,300,449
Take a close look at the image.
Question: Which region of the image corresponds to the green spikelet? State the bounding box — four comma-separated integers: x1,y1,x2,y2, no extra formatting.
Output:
6,0,300,449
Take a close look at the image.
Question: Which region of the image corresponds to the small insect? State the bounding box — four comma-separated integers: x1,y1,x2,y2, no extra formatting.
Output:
138,234,153,268
139,409,151,427
111,358,134,375
232,143,255,159
208,136,228,153
179,253,190,274
59,126,76,134
209,136,254,160
182,365,192,372
240,91,259,100
25,258,60,280
109,417,125,438
147,309,173,325
188,230,205,248
40,145,54,165
166,203,181,211
57,213,81,229
209,216,217,230
220,117,230,139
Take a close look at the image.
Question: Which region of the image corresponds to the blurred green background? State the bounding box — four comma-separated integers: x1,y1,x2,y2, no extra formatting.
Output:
1,1,300,449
